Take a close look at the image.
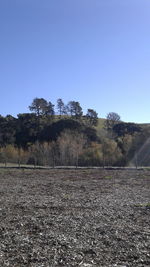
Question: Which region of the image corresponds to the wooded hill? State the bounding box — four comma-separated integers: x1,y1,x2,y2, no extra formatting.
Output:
0,97,149,167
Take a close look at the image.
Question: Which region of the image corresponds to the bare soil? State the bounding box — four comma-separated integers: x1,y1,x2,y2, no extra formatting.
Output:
0,168,150,267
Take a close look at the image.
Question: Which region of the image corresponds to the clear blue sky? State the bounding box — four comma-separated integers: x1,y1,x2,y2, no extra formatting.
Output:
0,0,150,123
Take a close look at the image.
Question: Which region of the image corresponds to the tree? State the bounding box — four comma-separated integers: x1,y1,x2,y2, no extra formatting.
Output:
0,145,18,166
86,109,98,126
17,147,29,167
113,122,141,137
16,113,39,147
79,142,103,166
29,98,48,116
0,115,16,146
44,101,55,116
28,141,58,167
57,130,86,166
67,101,83,118
57,99,65,117
105,112,121,130
119,134,133,153
40,118,83,142
101,138,122,167
29,98,55,117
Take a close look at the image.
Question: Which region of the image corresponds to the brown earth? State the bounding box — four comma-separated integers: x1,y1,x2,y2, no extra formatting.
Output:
0,168,149,267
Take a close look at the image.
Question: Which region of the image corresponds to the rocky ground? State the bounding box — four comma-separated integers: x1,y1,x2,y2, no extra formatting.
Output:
0,168,149,267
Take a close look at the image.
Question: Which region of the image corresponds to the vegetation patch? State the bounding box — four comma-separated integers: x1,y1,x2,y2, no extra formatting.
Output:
105,175,112,179
134,203,150,208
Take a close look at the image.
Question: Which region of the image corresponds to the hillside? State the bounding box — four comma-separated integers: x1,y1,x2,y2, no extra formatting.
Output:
0,112,150,167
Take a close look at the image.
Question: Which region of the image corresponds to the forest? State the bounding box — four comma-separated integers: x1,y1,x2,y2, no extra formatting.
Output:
0,97,149,167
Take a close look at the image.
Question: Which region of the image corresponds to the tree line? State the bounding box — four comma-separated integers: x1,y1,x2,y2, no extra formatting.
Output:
0,97,146,167
29,97,98,126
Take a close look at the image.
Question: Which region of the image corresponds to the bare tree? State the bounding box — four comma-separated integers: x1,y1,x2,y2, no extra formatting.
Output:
57,130,86,166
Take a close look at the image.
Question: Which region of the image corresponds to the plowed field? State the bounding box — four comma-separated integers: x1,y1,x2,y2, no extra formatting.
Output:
0,169,149,266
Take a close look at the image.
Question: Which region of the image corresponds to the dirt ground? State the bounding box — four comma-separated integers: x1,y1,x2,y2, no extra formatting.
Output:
0,168,149,267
